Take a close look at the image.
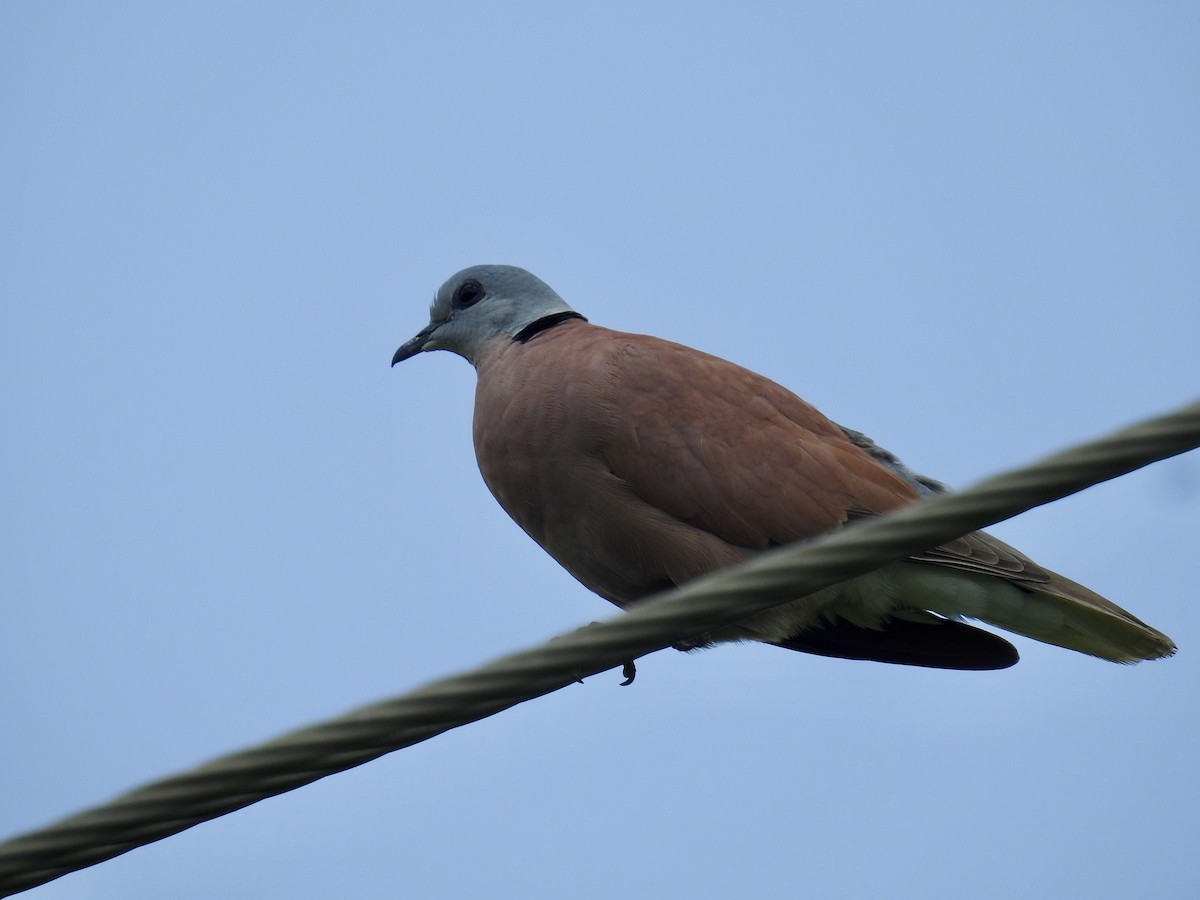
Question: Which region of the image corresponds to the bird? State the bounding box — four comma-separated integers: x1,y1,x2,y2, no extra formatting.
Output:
391,264,1176,671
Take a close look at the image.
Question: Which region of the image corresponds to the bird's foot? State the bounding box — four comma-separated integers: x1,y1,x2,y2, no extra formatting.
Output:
619,661,636,686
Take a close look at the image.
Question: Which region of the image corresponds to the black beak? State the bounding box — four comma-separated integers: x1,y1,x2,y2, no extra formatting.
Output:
391,322,439,366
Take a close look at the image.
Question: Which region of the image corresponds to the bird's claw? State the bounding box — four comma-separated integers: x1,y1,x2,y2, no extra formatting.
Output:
619,661,636,686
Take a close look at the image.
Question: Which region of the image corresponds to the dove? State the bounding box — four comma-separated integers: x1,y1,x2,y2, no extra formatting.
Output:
392,265,1175,670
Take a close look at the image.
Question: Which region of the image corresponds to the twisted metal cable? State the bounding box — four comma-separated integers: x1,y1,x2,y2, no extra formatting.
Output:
1,400,1197,896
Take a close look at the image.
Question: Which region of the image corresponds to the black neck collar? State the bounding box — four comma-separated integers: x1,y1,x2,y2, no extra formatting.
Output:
513,311,587,344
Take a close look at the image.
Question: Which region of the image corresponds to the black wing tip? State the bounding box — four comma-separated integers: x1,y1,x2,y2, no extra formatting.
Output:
773,618,1020,671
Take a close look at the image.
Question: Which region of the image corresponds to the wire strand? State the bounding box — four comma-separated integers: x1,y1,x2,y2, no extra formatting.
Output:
1,399,1197,896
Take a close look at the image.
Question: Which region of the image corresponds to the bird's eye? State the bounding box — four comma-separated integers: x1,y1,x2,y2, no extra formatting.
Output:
453,280,485,309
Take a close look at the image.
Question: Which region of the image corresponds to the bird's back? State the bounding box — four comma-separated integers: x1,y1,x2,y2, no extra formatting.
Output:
470,319,919,600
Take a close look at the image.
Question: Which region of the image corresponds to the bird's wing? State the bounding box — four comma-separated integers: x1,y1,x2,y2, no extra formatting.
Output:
600,332,919,548
596,331,1174,663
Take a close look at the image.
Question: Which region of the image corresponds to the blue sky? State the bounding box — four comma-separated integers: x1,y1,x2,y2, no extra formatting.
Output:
2,3,1197,898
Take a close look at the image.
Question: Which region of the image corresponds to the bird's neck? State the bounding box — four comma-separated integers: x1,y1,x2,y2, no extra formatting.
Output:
513,311,588,344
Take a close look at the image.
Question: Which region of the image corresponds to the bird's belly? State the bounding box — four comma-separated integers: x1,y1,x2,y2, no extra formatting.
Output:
479,450,749,607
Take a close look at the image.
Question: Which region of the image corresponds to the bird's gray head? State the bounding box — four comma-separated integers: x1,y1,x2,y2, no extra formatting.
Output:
391,265,583,367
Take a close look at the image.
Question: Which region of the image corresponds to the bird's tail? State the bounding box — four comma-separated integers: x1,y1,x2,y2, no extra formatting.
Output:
894,560,1176,664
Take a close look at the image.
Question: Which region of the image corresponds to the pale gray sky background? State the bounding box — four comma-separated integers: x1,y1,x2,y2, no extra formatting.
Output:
2,3,1198,898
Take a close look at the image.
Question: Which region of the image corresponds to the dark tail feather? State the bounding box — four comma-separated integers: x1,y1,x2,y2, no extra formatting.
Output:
772,617,1019,671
